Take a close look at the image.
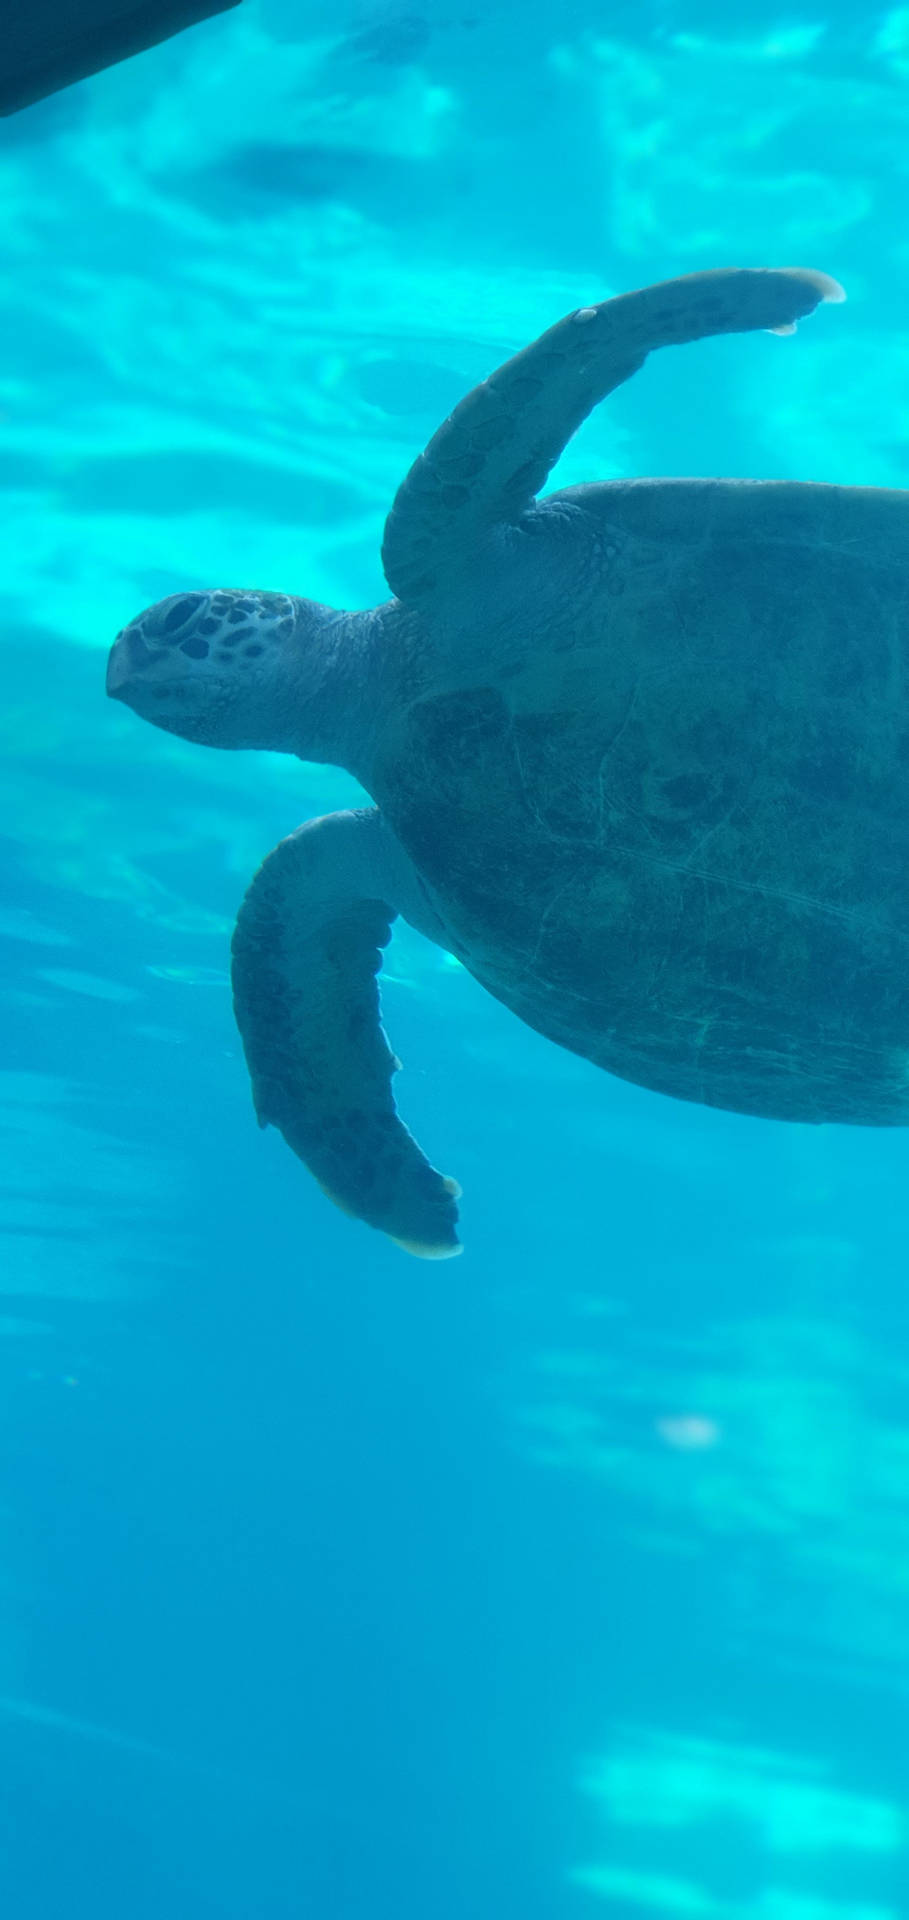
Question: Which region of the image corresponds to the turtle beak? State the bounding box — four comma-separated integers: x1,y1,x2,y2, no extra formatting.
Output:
106,627,155,702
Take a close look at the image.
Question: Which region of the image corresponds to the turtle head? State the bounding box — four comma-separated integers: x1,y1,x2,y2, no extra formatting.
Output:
106,589,343,754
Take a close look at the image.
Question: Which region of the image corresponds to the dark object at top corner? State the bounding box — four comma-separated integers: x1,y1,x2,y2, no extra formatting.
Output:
0,0,242,117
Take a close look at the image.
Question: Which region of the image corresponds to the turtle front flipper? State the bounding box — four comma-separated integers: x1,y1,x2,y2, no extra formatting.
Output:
231,808,461,1258
381,266,844,605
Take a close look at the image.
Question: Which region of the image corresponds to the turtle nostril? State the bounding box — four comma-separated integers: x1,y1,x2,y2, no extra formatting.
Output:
106,626,157,697
126,630,155,671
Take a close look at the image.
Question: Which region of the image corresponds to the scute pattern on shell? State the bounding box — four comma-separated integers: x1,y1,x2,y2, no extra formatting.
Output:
374,475,909,1126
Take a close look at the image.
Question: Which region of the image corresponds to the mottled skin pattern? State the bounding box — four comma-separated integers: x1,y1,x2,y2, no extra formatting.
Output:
107,265,895,1258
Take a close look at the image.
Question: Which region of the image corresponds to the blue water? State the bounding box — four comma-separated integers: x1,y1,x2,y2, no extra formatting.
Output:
3,1,909,1913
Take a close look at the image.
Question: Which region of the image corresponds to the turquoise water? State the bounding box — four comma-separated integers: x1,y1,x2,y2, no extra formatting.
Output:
4,1,909,1912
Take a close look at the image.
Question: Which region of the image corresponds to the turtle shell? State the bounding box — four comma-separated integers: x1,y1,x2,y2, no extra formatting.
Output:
373,476,909,1125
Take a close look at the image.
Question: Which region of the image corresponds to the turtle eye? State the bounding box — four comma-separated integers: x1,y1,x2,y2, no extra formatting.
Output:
144,593,207,643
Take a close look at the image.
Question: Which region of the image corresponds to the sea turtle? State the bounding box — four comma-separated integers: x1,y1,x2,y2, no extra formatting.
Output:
108,263,907,1261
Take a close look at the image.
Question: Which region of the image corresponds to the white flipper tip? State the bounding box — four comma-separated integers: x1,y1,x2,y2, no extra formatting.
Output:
390,1174,462,1257
390,1235,464,1260
768,270,846,334
782,268,847,304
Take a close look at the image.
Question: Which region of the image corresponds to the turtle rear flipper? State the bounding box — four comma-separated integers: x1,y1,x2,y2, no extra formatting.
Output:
231,808,462,1258
380,267,844,606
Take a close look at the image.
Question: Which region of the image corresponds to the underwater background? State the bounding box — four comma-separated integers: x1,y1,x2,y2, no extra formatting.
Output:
3,0,909,1912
